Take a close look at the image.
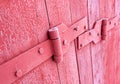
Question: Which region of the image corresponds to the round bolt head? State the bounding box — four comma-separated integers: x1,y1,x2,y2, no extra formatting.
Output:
89,32,91,35
74,27,78,31
97,33,100,36
63,40,67,45
80,44,83,47
63,40,69,46
38,48,44,54
109,21,111,25
84,26,86,30
16,70,22,77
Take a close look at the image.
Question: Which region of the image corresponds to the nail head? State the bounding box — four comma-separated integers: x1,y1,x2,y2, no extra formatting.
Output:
16,70,22,77
38,48,44,54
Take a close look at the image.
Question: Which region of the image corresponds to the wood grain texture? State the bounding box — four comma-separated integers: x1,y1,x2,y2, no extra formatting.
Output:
116,26,120,84
115,0,120,84
89,0,117,84
0,0,49,63
100,0,117,84
70,0,93,84
0,0,60,84
45,0,80,83
87,0,103,84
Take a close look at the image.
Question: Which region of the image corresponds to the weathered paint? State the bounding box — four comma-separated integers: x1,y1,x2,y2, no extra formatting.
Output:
69,0,93,84
115,0,120,84
88,0,104,84
0,0,120,84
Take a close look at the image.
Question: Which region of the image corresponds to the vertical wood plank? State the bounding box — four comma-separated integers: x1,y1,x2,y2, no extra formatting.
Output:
45,0,80,84
70,0,93,84
100,0,116,84
89,0,117,84
87,0,103,84
115,0,120,84
0,0,60,84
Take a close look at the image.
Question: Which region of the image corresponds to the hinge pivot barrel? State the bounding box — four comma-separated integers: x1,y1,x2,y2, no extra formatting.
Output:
101,19,108,40
48,27,63,63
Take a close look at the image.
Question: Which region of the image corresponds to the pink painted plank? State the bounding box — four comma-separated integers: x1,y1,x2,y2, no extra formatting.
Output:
89,0,117,84
87,0,105,84
70,0,93,84
45,0,80,83
116,26,120,84
100,0,117,84
0,0,60,84
115,0,120,84
0,0,48,64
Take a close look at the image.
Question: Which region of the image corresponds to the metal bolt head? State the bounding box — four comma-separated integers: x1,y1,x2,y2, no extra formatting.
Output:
63,40,67,45
84,26,86,30
74,27,78,31
80,44,83,47
97,33,100,36
89,32,91,35
109,21,111,25
38,48,44,54
16,70,22,77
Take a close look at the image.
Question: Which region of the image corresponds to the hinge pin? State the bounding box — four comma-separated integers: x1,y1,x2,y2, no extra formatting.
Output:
101,19,108,40
48,27,63,63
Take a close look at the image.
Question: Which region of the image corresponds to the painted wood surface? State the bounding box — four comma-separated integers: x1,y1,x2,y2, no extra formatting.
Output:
88,0,104,84
69,0,93,84
0,0,120,84
89,0,118,84
115,0,120,84
45,0,80,83
100,0,117,84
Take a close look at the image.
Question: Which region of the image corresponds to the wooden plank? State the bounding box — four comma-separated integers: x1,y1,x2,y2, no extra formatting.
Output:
100,0,117,84
45,0,80,83
70,0,93,84
87,0,103,84
0,0,60,84
89,0,117,84
116,26,120,84
115,0,120,84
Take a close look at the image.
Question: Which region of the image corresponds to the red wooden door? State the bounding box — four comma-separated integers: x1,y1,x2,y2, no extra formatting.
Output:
0,0,120,84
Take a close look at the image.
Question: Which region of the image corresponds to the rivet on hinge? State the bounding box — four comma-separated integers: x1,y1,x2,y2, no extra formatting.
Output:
101,19,108,40
48,27,63,63
89,32,92,35
84,26,87,30
74,27,78,31
15,70,23,77
38,48,44,54
63,40,68,46
109,21,111,25
80,44,83,47
97,33,100,36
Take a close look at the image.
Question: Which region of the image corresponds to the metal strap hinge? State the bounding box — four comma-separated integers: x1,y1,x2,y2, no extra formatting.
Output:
0,16,119,84
77,16,119,49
